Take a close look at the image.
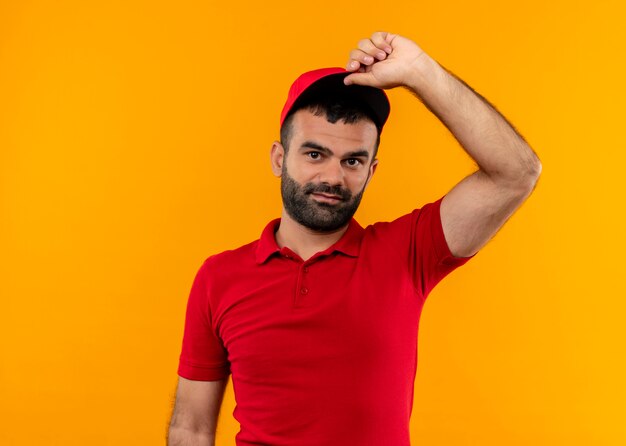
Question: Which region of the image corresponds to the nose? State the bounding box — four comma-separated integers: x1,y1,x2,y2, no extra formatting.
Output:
318,159,345,187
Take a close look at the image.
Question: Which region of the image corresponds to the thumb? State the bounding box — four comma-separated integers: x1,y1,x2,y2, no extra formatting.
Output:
343,72,378,87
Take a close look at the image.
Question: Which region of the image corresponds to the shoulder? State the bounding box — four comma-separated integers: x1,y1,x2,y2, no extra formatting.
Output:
202,239,259,270
357,197,445,258
363,197,442,238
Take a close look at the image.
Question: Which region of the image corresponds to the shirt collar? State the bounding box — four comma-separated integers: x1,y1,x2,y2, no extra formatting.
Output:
255,217,364,264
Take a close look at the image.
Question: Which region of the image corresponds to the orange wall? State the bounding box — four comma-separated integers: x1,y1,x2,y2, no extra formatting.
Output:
1,1,625,444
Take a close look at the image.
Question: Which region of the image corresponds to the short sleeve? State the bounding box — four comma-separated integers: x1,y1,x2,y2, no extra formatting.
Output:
177,259,231,381
411,194,477,299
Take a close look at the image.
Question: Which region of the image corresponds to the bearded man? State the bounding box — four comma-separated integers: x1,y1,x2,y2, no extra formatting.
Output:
167,31,542,446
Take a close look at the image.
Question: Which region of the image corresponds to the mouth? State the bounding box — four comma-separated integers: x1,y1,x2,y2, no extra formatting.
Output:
310,192,343,204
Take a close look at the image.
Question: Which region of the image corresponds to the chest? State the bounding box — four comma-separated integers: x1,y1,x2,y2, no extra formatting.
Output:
210,254,424,382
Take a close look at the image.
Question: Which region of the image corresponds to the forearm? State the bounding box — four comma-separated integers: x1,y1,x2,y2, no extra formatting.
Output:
405,54,541,186
167,426,215,446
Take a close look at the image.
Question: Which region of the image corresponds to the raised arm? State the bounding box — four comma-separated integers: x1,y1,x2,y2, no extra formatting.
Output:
344,31,542,258
167,376,229,446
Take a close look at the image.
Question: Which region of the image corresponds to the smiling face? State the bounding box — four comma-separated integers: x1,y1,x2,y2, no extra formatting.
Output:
271,108,379,232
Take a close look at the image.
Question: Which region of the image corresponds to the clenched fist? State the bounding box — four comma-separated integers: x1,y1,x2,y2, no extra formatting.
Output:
344,31,429,90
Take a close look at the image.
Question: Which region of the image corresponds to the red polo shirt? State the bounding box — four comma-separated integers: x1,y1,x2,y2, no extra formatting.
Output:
177,195,476,446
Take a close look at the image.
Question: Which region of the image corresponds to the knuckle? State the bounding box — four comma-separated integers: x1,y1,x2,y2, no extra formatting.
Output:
357,38,372,50
375,31,387,42
349,49,362,59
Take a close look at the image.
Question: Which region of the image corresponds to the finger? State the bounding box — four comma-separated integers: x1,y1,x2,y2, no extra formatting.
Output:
347,49,375,69
346,59,369,71
346,60,371,72
343,71,377,87
371,31,393,54
357,38,387,61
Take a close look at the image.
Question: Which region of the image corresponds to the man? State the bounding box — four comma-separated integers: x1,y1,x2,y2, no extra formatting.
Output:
167,31,541,446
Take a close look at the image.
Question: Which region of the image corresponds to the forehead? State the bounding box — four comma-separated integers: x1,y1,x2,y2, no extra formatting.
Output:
289,109,378,155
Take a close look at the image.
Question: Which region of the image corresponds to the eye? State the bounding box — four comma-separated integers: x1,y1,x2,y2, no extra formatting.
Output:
344,158,362,167
306,151,321,160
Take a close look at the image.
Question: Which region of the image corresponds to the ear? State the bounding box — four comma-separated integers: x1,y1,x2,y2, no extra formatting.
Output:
270,140,285,177
364,158,379,188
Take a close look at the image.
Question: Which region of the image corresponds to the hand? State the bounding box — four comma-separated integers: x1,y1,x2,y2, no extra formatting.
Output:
344,31,428,89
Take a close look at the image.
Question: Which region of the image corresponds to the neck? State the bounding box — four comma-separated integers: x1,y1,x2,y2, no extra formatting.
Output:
275,209,350,262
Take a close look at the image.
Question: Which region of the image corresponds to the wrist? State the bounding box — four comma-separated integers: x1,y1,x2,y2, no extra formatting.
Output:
403,52,444,95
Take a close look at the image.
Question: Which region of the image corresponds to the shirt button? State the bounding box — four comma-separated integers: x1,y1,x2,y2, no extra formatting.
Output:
303,266,309,273
300,287,308,295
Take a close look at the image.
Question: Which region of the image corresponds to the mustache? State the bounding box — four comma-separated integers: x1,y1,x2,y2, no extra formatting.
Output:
303,183,352,201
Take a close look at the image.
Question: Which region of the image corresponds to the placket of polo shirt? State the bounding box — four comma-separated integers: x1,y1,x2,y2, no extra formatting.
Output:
293,250,338,309
278,246,339,308
279,247,310,308
294,259,312,308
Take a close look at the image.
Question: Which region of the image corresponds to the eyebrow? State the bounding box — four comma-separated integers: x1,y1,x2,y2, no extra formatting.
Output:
299,140,370,160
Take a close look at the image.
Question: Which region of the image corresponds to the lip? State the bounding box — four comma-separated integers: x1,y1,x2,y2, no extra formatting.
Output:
311,192,343,204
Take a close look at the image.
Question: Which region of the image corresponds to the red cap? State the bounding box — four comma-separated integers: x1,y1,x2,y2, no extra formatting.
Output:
279,67,390,132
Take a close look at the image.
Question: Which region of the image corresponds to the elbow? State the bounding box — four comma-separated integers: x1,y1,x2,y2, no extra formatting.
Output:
525,154,542,188
513,147,542,191
528,149,542,178
488,144,542,190
492,158,542,195
514,165,541,194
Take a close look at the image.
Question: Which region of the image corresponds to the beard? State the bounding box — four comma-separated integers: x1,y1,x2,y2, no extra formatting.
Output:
280,164,367,232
